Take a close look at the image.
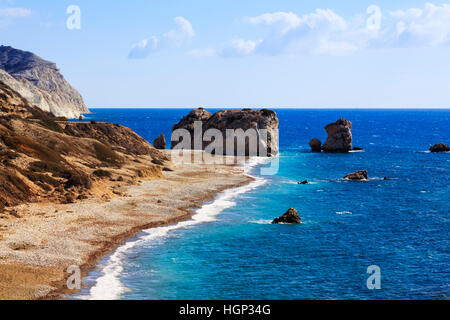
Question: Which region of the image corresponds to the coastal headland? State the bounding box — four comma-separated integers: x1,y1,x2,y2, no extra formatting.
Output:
0,151,252,299
0,46,263,299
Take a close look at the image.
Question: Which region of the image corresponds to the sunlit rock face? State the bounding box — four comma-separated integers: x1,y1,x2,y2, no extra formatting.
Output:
322,118,353,153
0,46,89,118
172,108,279,157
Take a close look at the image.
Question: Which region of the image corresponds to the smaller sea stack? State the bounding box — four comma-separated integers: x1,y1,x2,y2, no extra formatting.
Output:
429,143,449,153
344,170,368,181
309,138,322,152
272,208,301,224
153,133,166,150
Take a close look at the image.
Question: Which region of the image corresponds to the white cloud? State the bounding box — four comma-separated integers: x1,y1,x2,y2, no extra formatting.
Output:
245,12,301,33
0,6,31,28
187,39,261,58
389,3,450,46
245,9,357,56
165,16,195,46
189,3,450,59
129,16,195,59
300,9,347,31
0,7,31,17
191,9,356,58
218,38,261,57
128,37,159,59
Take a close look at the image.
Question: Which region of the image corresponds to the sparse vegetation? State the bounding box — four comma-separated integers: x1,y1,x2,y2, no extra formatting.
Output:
94,142,124,167
93,169,112,178
39,118,64,133
2,134,65,163
0,168,34,207
0,84,165,210
0,58,168,215
65,173,92,189
21,170,61,188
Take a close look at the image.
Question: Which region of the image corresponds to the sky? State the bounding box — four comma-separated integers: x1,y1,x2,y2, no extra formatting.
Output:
1,0,450,108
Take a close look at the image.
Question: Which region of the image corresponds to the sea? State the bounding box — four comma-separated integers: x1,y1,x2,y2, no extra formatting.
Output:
73,108,449,300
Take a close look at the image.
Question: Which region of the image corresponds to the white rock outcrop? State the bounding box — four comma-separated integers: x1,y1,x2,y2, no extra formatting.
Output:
0,46,89,118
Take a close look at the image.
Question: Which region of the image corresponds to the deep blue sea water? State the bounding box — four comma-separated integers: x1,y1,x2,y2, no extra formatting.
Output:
76,109,449,300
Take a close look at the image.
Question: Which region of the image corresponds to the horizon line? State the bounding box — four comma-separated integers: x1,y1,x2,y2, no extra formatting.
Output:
88,106,450,110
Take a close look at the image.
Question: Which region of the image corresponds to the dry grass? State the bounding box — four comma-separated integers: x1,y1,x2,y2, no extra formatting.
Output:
93,142,124,167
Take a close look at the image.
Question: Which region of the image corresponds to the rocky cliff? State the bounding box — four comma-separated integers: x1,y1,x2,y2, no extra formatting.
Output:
172,108,279,156
0,80,35,118
0,46,89,118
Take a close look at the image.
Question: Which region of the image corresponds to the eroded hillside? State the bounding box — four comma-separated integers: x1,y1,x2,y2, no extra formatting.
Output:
0,80,170,212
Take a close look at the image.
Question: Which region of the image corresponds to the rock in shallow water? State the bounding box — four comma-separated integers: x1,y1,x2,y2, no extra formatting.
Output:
429,143,450,153
309,138,322,152
153,133,166,150
272,208,301,224
344,170,368,181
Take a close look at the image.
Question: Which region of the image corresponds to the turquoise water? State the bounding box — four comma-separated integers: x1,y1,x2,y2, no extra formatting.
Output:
76,109,449,300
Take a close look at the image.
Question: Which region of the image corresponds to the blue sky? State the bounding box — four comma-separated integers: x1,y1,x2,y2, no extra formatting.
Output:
1,0,450,108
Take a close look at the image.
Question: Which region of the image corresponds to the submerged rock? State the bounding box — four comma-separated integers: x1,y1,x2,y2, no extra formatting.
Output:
309,138,322,152
153,133,166,150
322,118,353,153
272,208,301,224
429,143,450,153
344,170,368,181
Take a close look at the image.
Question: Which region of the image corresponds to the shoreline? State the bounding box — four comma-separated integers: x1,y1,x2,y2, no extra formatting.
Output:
75,173,265,300
0,153,255,300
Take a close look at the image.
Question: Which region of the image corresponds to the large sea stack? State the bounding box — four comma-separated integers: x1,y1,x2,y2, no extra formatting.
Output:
0,46,89,118
322,118,353,153
172,108,279,157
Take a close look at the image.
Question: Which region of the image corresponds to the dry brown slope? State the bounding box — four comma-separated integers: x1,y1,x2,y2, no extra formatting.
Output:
0,80,169,211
